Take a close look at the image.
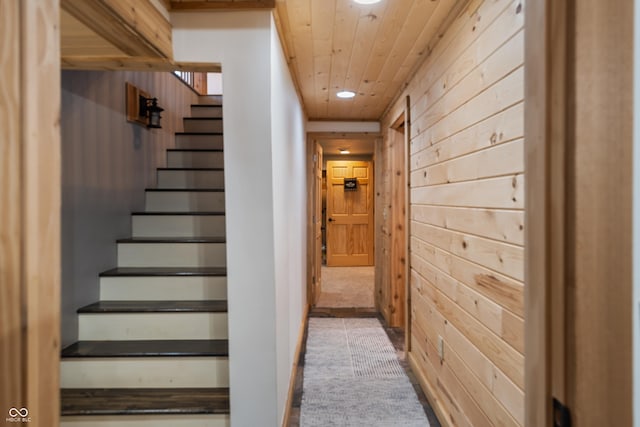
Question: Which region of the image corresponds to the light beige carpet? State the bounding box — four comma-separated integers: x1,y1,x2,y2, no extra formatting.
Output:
316,266,375,308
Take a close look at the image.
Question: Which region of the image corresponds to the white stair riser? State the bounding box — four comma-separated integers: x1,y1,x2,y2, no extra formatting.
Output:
176,134,223,150
145,191,225,212
132,215,226,238
117,243,226,268
167,151,224,168
60,357,228,388
78,312,228,340
100,276,227,301
183,120,223,133
191,106,223,118
62,414,230,427
157,170,224,189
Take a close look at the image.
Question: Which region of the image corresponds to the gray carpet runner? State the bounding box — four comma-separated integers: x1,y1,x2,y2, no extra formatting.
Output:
300,318,430,427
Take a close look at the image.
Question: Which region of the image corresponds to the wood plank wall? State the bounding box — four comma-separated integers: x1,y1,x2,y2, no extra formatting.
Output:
0,0,61,424
379,0,525,425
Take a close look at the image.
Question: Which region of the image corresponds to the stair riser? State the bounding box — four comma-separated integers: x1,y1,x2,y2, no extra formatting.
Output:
145,192,225,212
198,95,223,105
167,152,224,169
62,414,229,427
176,134,223,150
157,170,224,189
78,312,228,340
117,243,226,268
190,106,222,118
61,357,229,388
100,276,227,301
132,216,226,238
183,120,223,133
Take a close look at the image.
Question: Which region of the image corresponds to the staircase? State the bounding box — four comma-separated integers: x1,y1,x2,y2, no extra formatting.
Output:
60,97,230,427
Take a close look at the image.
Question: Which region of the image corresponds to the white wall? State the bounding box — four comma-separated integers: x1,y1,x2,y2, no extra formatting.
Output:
270,14,307,425
60,71,198,347
173,11,307,426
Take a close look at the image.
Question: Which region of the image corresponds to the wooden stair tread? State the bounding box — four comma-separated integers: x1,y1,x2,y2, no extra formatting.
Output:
61,388,229,416
184,117,223,120
157,167,224,171
175,132,223,135
78,300,227,313
116,237,225,244
191,104,222,108
145,188,224,192
100,267,227,277
167,148,223,152
61,340,228,358
131,211,225,216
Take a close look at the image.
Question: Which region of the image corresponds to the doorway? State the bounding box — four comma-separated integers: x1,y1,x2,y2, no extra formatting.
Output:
306,134,379,310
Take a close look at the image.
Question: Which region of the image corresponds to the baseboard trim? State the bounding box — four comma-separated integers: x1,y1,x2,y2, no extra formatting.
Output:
408,351,450,427
281,303,309,427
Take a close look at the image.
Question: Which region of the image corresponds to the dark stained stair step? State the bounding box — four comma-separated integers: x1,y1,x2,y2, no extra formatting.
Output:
145,188,224,192
184,117,223,120
100,267,227,277
61,340,228,358
61,388,229,416
175,132,223,135
77,300,227,313
157,168,224,171
167,148,223,152
116,237,226,244
131,212,225,216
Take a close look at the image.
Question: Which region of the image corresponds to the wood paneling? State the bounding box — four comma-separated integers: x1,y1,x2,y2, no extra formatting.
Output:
170,0,275,10
380,0,525,425
274,0,460,120
61,0,173,58
0,0,61,425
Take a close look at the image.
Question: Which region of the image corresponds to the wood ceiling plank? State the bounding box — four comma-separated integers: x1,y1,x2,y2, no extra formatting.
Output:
366,0,441,117
353,0,413,111
61,56,221,72
286,0,317,117
311,0,336,117
326,0,360,117
61,0,173,58
170,0,275,10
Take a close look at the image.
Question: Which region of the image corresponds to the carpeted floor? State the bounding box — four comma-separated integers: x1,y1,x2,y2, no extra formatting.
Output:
300,318,430,427
316,266,375,308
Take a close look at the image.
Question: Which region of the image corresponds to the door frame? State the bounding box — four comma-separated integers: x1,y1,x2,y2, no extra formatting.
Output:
525,0,633,425
305,132,380,306
388,99,410,334
1,0,62,423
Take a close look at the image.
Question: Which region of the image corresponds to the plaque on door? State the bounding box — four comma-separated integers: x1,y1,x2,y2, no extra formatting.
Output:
344,177,358,191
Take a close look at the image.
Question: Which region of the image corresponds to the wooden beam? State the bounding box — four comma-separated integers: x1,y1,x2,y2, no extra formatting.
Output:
1,0,61,425
169,0,275,11
61,56,221,72
61,0,173,58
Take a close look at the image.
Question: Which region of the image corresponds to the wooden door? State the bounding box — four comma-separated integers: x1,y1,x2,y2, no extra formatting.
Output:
326,161,374,266
312,143,323,304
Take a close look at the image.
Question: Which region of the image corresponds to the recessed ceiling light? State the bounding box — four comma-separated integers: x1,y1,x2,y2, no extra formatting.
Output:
339,149,351,155
337,90,356,99
354,0,382,4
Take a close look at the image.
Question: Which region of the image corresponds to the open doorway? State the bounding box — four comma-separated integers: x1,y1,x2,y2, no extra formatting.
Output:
306,134,378,310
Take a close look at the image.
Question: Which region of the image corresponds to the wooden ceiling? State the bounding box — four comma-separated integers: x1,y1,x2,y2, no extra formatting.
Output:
60,0,461,121
274,0,460,120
